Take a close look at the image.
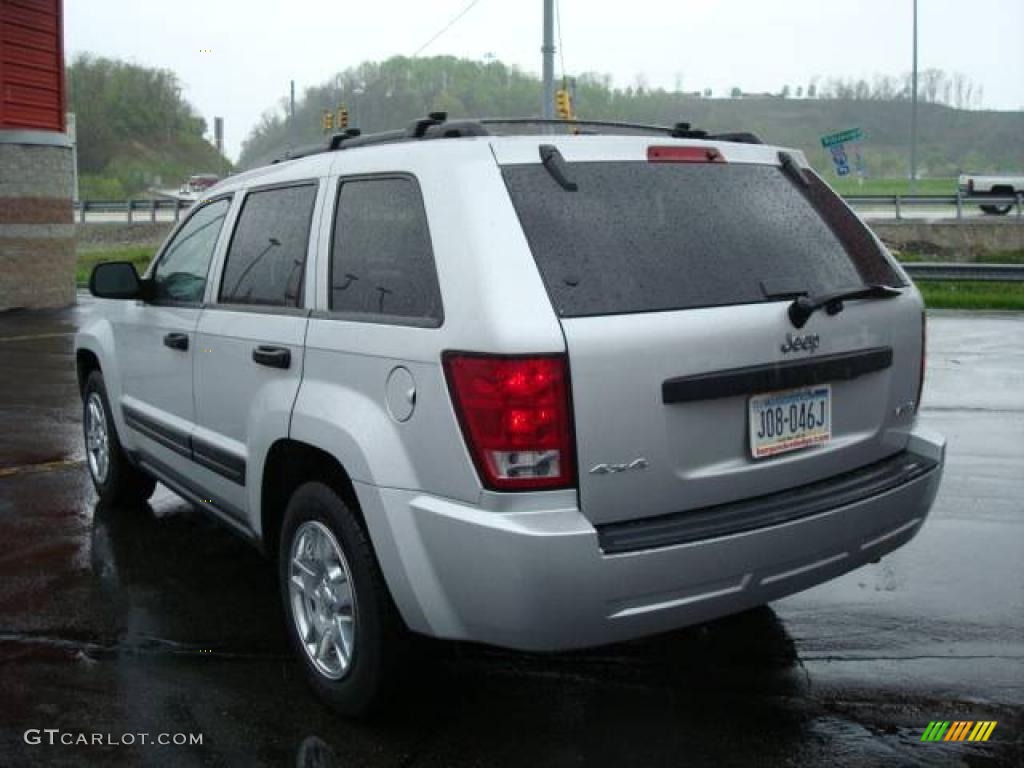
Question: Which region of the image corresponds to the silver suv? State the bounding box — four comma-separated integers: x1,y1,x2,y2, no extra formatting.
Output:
76,115,945,714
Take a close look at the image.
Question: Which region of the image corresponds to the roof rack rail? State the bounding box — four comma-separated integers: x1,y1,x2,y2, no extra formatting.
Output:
273,111,490,163
478,118,759,143
271,113,762,164
669,122,708,138
706,131,763,145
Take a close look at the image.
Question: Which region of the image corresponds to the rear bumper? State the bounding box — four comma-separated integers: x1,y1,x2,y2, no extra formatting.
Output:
360,428,945,651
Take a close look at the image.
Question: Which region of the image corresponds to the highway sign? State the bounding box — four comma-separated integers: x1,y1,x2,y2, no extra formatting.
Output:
830,145,851,176
821,128,863,148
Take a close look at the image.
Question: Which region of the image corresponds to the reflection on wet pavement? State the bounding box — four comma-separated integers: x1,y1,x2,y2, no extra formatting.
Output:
1,304,1021,766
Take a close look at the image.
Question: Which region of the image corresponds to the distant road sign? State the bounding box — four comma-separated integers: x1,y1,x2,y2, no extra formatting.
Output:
829,144,851,176
821,128,863,147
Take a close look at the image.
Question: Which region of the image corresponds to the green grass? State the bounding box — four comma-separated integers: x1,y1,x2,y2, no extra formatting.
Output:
970,251,1024,265
831,178,956,196
917,280,1024,310
897,251,1024,264
77,246,156,285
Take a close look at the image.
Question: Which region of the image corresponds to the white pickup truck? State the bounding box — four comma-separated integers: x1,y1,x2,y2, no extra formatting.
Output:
958,173,1023,215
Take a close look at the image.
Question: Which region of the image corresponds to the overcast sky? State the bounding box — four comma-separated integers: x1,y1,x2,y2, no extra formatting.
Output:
65,0,1024,160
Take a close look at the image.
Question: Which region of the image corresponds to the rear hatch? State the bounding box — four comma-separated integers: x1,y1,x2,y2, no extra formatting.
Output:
496,138,922,526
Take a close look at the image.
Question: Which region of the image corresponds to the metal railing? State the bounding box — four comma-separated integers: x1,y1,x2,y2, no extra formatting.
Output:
902,263,1024,282
74,198,193,223
844,193,1024,220
74,193,1024,223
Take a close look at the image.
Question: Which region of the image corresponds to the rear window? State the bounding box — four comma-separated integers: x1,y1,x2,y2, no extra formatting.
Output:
502,161,902,318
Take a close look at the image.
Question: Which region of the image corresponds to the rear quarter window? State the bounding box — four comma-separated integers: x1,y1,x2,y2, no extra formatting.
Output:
329,176,442,325
502,161,902,318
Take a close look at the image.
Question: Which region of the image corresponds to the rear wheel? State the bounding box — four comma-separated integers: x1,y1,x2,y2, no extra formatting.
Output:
83,371,156,505
279,481,406,716
980,188,1015,215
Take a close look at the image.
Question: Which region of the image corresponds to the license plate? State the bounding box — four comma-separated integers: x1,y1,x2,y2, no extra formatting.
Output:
749,385,831,459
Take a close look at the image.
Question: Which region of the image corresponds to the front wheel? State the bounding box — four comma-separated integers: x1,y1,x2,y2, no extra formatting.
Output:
82,371,156,505
279,482,407,716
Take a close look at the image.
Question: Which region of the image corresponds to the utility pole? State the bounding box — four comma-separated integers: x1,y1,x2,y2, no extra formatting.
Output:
288,80,296,155
910,0,918,191
542,0,555,119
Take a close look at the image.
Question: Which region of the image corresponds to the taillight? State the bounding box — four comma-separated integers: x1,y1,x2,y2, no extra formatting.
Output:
916,310,927,411
647,145,724,163
443,353,576,491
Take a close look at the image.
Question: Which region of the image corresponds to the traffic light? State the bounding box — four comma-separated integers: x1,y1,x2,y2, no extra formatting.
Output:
336,105,349,130
321,110,334,133
554,88,574,121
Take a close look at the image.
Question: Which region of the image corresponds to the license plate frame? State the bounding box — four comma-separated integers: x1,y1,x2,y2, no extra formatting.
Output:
749,384,831,459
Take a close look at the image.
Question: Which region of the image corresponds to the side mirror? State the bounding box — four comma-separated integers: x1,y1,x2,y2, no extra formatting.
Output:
89,262,143,300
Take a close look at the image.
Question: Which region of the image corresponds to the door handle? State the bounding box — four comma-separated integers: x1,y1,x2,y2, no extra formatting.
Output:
252,345,291,369
163,332,189,351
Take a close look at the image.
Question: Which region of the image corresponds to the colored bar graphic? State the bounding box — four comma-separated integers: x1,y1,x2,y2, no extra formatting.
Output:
945,721,970,741
923,720,997,742
922,721,950,741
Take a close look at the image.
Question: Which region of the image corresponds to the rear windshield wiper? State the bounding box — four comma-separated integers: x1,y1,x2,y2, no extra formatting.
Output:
539,144,578,191
788,284,902,328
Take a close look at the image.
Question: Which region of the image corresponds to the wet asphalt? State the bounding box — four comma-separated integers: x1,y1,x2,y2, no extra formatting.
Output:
0,301,1021,768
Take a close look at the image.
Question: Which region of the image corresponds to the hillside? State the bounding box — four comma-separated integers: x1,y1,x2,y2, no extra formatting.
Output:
68,55,231,198
239,56,1024,178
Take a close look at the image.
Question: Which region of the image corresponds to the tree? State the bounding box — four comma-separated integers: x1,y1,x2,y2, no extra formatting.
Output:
67,54,210,171
730,87,742,99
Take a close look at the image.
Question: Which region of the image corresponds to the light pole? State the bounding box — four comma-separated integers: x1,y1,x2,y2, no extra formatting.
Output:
542,0,555,119
910,0,918,191
288,80,296,155
353,85,365,129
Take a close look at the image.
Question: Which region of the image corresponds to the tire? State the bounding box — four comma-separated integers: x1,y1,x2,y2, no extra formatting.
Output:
278,481,407,716
978,204,1011,217
980,190,1014,216
82,370,157,505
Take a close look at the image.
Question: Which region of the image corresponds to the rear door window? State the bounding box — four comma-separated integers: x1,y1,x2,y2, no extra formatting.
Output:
502,161,902,318
219,184,317,307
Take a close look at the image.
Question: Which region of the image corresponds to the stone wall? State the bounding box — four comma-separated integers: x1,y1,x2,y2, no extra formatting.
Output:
869,219,1024,261
0,137,75,310
76,222,173,249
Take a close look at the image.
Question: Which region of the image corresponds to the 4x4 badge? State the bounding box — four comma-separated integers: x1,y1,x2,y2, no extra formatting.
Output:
781,332,820,354
589,458,649,475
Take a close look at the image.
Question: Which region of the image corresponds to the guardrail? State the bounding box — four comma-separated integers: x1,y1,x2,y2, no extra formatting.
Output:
902,263,1024,282
844,193,1023,220
74,193,1024,223
74,198,194,223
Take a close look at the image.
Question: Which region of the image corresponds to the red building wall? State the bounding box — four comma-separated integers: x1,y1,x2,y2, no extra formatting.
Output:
0,0,65,132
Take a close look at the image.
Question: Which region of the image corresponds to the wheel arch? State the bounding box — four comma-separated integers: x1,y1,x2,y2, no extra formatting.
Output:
259,439,364,561
76,348,102,395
